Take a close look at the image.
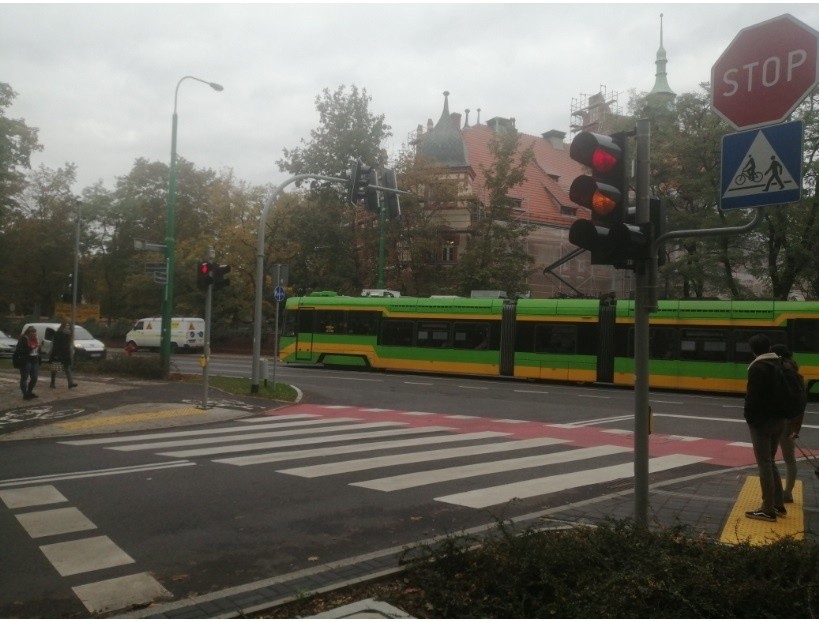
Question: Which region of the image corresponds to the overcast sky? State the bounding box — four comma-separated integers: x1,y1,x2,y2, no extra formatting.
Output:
3,2,819,194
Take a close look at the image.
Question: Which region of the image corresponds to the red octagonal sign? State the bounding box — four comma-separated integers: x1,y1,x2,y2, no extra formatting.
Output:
712,14,819,129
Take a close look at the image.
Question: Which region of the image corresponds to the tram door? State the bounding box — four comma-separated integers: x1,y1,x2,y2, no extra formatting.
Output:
596,297,616,383
499,300,517,376
295,307,315,361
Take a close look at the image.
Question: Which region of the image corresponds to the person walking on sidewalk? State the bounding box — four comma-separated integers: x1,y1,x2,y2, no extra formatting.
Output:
743,334,787,522
14,326,42,400
49,321,77,389
771,343,805,503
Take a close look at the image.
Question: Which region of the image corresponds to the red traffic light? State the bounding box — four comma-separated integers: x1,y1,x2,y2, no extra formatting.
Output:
569,132,623,173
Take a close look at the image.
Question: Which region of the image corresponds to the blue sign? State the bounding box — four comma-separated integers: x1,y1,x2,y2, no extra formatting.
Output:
720,120,803,210
273,286,286,302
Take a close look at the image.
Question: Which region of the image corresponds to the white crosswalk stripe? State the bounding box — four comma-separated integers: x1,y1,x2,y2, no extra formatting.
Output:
60,413,711,510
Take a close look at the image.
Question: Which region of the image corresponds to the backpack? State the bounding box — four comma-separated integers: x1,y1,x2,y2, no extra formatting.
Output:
770,357,807,419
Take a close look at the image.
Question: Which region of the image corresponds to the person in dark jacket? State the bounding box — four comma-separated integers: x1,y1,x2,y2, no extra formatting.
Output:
14,326,41,400
744,334,786,522
49,322,77,388
771,343,804,503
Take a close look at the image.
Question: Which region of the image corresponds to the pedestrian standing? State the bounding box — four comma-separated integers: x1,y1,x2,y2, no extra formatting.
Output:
14,326,41,400
771,343,804,503
743,334,787,521
50,321,78,389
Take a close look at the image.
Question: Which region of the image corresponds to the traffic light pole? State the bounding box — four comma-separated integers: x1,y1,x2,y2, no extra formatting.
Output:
251,174,346,394
633,119,653,528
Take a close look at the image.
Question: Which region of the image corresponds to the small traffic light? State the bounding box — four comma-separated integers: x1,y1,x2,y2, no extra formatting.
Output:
568,131,641,268
197,261,213,290
365,168,380,213
382,168,402,219
347,158,371,206
212,264,231,290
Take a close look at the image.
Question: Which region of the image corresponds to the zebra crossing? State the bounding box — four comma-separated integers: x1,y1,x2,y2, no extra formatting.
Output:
59,405,732,510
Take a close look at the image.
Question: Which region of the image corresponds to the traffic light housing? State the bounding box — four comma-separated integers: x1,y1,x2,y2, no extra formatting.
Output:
382,168,402,219
347,158,371,206
365,168,380,212
197,261,214,290
568,131,648,269
212,264,231,290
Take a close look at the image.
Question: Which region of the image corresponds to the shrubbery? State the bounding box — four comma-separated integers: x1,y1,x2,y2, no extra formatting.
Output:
398,519,819,618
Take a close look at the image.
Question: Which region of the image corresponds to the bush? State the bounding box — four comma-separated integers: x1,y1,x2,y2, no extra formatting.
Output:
78,355,165,379
401,519,819,618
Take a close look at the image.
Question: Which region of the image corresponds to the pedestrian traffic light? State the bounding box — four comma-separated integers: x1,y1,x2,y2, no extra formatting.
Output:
347,158,371,206
568,131,643,268
212,264,231,291
197,261,213,290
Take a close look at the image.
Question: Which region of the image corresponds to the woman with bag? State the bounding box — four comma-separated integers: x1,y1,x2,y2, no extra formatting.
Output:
14,326,41,400
50,322,77,388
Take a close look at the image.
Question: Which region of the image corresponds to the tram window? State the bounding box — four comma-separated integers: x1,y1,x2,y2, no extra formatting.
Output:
734,329,786,363
650,328,677,359
381,320,413,346
316,310,344,334
282,312,297,337
791,319,819,354
417,321,450,348
576,324,598,355
298,310,315,333
680,329,727,362
346,311,380,335
514,323,535,353
534,324,576,354
453,322,491,350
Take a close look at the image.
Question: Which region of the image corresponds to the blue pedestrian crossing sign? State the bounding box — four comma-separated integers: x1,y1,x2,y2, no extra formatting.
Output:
720,120,803,210
273,286,286,302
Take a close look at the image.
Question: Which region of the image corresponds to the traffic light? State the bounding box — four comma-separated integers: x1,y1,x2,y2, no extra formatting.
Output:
365,168,380,212
212,264,231,290
347,158,371,206
197,261,214,290
568,131,648,269
381,168,402,219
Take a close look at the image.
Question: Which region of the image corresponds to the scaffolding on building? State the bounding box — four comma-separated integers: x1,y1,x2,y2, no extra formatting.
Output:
570,85,621,138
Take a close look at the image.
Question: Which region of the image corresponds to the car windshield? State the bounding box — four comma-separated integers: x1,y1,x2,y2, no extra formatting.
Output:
73,327,94,340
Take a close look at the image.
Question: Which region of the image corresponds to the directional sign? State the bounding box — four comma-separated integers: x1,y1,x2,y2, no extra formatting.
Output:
720,120,803,210
711,14,819,129
273,286,286,302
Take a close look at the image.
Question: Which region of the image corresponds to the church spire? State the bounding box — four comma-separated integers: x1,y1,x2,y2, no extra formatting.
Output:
650,13,675,100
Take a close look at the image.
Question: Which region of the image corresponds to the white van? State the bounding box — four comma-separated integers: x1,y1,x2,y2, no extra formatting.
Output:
21,322,107,361
125,317,205,353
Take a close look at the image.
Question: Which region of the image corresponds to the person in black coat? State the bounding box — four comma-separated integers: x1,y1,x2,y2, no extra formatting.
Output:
743,333,786,522
50,322,77,388
14,326,41,400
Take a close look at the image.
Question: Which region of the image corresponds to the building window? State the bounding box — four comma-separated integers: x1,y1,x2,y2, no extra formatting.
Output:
441,240,457,263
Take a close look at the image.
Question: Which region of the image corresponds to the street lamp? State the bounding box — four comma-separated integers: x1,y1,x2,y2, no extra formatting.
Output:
160,75,223,376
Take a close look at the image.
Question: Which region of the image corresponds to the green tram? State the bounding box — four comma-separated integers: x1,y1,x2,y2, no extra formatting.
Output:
279,292,819,395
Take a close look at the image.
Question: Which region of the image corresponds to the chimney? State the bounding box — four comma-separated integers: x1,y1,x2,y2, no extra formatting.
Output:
542,130,566,149
450,112,461,129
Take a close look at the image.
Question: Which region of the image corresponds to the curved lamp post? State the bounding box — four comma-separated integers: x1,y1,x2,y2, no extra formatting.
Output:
160,76,223,376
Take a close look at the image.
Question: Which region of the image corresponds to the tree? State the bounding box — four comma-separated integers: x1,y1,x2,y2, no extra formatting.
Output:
452,127,535,297
0,82,42,224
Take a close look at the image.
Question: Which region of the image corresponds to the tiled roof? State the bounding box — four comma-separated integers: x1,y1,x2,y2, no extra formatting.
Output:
460,124,588,227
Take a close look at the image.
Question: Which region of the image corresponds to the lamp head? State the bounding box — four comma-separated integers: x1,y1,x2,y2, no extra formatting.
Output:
209,82,224,92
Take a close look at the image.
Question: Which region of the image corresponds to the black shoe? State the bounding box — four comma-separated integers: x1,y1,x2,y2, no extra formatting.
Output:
775,506,787,517
29,393,38,399
745,509,776,522
783,492,794,503
23,393,33,400
69,383,78,388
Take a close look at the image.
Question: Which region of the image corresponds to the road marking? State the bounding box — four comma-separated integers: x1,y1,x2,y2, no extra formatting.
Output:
114,422,405,452
277,437,563,478
56,407,206,430
435,454,708,509
40,535,135,577
354,445,632,492
16,507,96,538
73,573,172,615
158,427,478,459
0,461,194,488
0,485,67,507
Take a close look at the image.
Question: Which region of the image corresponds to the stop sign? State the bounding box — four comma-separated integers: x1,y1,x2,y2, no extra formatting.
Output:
711,14,819,129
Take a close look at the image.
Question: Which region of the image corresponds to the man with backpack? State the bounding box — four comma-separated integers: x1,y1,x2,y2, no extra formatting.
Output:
744,334,787,522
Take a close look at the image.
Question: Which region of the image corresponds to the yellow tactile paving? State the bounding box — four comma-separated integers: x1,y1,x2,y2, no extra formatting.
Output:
55,407,206,430
720,476,804,545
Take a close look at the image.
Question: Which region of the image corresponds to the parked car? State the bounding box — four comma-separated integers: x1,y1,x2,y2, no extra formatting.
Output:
0,329,16,358
20,323,107,361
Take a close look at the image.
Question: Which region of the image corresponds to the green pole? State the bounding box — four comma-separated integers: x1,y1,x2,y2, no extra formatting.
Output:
376,171,386,288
